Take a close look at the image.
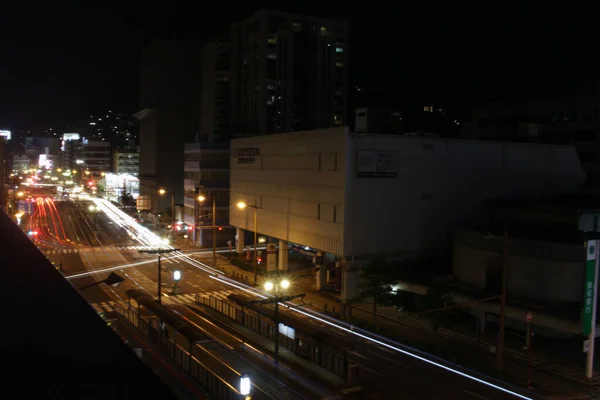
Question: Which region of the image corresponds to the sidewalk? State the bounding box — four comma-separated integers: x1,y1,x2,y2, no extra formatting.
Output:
194,253,600,399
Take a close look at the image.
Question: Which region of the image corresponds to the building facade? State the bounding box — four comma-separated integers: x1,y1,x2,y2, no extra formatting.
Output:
113,150,139,175
82,140,111,174
229,10,349,136
229,128,585,301
199,35,230,143
136,40,200,213
183,142,233,246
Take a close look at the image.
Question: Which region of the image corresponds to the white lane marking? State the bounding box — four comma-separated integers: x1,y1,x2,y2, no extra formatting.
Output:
365,348,411,369
462,389,491,400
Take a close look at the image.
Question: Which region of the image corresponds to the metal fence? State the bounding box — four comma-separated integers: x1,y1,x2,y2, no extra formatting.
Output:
195,293,352,382
114,303,258,400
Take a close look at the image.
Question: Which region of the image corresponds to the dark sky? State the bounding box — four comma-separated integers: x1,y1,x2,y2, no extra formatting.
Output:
1,4,599,133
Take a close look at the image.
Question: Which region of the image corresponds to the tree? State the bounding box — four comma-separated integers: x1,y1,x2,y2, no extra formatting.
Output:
358,257,398,320
120,192,135,208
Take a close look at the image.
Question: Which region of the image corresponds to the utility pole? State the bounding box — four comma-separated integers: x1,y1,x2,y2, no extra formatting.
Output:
139,248,180,305
253,206,258,285
497,222,508,371
212,195,217,267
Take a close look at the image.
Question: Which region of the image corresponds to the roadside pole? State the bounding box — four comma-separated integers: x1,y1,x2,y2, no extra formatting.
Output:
585,239,599,379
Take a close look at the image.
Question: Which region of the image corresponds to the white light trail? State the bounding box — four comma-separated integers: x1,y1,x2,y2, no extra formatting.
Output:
91,197,531,399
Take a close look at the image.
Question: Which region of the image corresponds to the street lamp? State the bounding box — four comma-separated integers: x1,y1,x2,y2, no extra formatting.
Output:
237,200,258,285
198,194,217,266
172,270,181,294
139,248,180,305
158,188,175,235
261,276,297,367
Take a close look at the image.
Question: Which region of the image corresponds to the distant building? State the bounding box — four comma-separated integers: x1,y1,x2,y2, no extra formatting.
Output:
24,137,61,169
199,10,348,138
461,96,600,184
81,140,111,175
11,155,29,172
136,39,200,213
113,150,139,175
355,108,402,134
183,142,232,246
199,35,230,143
229,127,585,301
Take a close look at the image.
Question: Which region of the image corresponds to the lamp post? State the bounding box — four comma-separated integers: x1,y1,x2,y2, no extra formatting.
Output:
198,194,217,266
237,201,258,285
88,204,97,230
158,188,175,229
172,270,181,294
247,276,304,370
139,248,180,305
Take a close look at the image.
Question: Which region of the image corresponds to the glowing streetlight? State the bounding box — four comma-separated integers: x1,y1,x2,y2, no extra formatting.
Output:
237,200,259,284
158,188,166,195
240,374,251,396
197,194,217,265
16,191,24,197
264,281,274,291
280,279,290,289
88,205,96,212
173,270,181,281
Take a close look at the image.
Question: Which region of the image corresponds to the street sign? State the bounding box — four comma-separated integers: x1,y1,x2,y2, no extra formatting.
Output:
584,339,591,353
134,348,143,358
526,312,532,322
583,240,598,336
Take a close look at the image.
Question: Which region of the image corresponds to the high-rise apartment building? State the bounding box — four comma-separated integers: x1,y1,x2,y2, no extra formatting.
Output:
199,35,230,143
231,10,348,135
200,10,349,138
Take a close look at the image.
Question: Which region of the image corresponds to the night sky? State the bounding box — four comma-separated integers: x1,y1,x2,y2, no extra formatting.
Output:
1,4,599,133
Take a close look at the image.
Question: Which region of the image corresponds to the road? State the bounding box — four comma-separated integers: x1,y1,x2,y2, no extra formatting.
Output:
38,199,534,399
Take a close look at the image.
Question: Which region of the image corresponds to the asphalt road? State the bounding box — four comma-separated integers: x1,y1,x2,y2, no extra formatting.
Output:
43,200,533,400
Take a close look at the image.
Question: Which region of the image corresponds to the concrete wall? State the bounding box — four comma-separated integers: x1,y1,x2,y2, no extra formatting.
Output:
345,135,585,257
230,128,347,255
453,229,585,303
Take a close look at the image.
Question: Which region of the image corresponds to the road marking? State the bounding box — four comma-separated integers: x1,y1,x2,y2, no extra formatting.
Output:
365,348,411,369
462,389,490,400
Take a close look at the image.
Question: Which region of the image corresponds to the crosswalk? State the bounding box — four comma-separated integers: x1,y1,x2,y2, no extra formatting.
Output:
89,289,251,314
43,248,79,255
115,245,164,251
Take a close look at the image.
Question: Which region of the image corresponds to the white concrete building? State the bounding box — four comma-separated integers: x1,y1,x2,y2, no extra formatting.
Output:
229,127,585,300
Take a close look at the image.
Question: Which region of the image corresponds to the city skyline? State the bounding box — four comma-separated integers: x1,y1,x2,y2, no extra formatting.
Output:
2,5,598,132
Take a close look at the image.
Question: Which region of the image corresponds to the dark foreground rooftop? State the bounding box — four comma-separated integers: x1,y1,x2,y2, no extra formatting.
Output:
0,210,178,399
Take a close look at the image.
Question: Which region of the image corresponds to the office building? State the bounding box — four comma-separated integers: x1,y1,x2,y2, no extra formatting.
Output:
229,127,585,302
81,140,111,175
220,10,348,136
136,40,200,213
183,142,232,246
113,150,139,175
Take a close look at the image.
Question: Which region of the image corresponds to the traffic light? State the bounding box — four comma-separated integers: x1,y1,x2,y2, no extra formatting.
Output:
218,226,223,231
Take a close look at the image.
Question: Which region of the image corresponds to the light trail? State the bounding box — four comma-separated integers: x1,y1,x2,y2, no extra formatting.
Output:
89,197,532,399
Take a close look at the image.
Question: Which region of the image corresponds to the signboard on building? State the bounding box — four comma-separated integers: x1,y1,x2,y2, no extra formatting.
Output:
583,240,598,336
356,150,397,178
136,195,152,211
234,148,261,165
266,243,277,271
